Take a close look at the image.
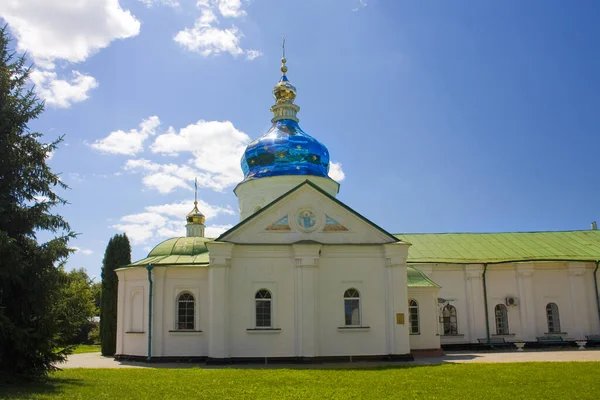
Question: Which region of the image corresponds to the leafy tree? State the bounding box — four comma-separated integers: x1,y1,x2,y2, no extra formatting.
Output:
91,281,101,315
56,268,96,345
100,234,131,356
0,26,74,381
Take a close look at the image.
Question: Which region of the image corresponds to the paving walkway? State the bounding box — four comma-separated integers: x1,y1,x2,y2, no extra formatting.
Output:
61,349,600,369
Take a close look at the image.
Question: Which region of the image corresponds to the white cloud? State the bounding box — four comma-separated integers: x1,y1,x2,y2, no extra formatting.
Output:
174,3,260,59
138,0,179,7
246,49,263,60
112,200,234,244
29,70,98,108
149,119,250,191
146,200,235,219
205,224,233,237
329,161,346,182
352,0,368,11
216,0,246,18
72,246,94,255
90,116,161,155
0,0,141,69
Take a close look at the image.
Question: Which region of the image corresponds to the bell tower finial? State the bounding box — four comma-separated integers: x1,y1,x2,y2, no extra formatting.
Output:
186,177,205,237
271,37,299,123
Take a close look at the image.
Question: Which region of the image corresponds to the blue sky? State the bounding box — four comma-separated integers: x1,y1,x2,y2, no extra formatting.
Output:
1,0,599,279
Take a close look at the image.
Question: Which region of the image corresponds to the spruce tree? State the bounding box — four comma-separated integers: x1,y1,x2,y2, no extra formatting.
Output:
100,233,131,356
0,27,74,381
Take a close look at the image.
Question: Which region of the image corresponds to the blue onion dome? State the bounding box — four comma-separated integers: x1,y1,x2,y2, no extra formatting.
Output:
240,54,330,181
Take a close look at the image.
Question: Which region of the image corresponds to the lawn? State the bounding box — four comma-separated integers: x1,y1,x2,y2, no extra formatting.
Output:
1,363,599,399
70,345,101,355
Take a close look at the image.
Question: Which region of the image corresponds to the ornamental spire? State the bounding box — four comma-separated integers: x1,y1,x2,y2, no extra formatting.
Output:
186,177,205,237
270,37,300,123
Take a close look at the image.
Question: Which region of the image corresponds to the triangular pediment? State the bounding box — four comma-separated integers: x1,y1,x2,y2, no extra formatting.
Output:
217,181,399,245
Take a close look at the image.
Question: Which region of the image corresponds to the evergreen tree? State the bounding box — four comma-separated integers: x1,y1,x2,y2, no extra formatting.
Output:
100,233,131,356
0,27,74,381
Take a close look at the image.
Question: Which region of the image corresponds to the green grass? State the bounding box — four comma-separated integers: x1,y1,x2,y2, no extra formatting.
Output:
70,345,101,354
1,363,599,399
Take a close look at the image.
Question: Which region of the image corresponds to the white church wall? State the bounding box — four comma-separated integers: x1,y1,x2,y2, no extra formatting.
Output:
224,186,395,245
414,261,600,344
117,268,148,357
486,266,521,339
235,175,339,221
228,246,297,358
407,288,441,350
160,267,209,357
317,246,393,356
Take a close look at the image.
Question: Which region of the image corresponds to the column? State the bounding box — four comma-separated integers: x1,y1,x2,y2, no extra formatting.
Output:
152,267,166,357
516,264,535,340
206,242,234,360
383,243,411,356
465,265,485,342
115,270,126,355
292,243,321,358
568,263,589,339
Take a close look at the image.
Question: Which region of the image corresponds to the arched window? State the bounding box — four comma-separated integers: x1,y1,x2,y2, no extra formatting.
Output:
344,288,361,326
495,304,509,335
546,303,561,333
408,299,419,334
255,289,272,328
442,304,458,335
176,292,195,330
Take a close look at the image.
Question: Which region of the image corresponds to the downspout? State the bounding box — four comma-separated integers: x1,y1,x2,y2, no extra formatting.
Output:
594,261,600,328
482,263,491,345
146,264,154,362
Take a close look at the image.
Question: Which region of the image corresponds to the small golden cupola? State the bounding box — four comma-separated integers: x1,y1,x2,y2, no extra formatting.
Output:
186,178,205,237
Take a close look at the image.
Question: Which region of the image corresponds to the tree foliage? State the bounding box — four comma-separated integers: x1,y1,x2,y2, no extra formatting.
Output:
56,268,97,345
0,26,75,381
100,234,131,356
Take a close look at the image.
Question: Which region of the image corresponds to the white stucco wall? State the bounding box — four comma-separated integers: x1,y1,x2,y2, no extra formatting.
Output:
416,261,600,344
407,288,441,350
234,175,339,221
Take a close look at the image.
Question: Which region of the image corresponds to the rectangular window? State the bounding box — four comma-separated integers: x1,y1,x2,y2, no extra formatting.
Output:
344,299,360,326
255,300,271,327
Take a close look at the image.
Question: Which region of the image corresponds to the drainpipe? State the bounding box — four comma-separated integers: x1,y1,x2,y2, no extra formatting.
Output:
482,264,491,345
594,261,600,329
146,264,154,362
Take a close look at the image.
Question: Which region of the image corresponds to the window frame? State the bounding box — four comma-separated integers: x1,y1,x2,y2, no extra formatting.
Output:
442,304,458,335
254,289,273,329
343,288,362,327
408,299,419,334
175,291,196,331
494,304,509,335
546,302,561,333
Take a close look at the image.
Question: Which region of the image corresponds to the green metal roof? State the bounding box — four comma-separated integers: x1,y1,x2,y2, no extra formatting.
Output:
407,267,439,288
125,237,212,268
396,230,600,264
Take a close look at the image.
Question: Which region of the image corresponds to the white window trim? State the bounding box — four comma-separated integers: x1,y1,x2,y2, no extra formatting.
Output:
343,288,362,327
254,289,273,329
409,299,420,335
174,290,198,331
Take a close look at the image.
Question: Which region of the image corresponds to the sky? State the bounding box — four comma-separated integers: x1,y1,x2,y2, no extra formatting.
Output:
1,0,599,279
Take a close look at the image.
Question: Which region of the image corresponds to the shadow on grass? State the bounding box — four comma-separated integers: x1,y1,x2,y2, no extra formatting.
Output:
0,377,85,399
108,355,481,371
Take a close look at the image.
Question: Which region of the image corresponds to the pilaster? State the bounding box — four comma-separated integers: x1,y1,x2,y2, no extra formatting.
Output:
516,264,535,340
115,270,126,355
568,263,589,338
152,267,166,357
465,264,484,342
383,243,410,355
206,241,234,359
292,243,321,357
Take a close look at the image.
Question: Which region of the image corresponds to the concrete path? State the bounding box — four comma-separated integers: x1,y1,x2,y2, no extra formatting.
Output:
61,349,600,369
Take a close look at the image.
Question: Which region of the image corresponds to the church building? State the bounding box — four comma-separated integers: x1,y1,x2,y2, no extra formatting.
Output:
115,53,600,362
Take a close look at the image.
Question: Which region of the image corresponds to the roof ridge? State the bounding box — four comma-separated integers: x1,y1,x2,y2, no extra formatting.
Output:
395,230,598,235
